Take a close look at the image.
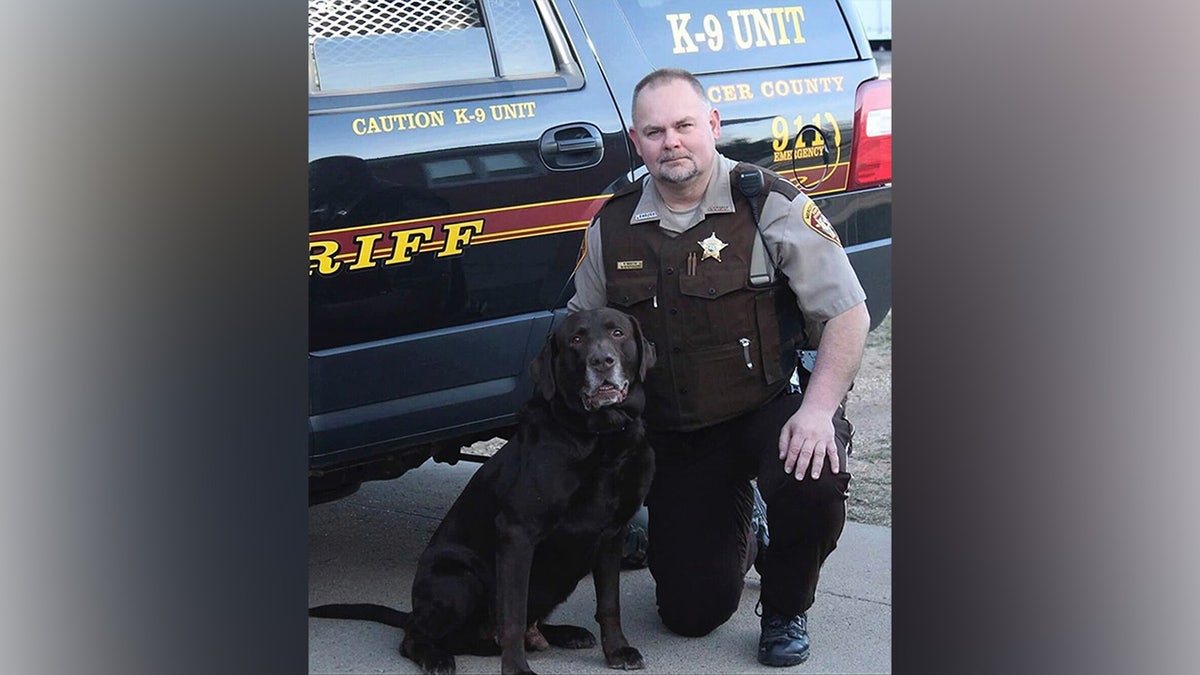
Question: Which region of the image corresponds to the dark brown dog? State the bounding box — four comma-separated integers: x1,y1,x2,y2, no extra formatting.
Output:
310,307,656,675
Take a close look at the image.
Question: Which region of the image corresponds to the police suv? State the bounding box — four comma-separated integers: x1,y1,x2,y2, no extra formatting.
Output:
308,0,892,503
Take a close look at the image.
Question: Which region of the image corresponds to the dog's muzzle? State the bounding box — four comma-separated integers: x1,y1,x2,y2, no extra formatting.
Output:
582,380,629,411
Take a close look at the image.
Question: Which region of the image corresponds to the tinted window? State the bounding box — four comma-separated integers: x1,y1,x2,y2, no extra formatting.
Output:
614,0,857,73
308,0,555,94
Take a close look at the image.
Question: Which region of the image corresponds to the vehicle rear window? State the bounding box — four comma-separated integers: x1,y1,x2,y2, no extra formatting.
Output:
308,0,555,94
614,0,857,73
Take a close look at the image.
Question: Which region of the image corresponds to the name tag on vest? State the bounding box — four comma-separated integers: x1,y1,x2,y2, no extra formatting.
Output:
616,260,644,270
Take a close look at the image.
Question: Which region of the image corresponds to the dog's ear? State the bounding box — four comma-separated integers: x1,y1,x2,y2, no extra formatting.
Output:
529,332,557,400
629,315,656,381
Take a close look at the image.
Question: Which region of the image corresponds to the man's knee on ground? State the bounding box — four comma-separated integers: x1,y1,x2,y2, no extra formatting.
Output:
655,576,742,637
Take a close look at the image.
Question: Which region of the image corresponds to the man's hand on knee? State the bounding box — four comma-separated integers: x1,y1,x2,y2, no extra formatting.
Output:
778,405,839,480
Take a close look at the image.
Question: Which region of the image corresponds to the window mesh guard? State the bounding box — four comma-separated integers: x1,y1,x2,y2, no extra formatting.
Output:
308,1,555,93
308,0,482,43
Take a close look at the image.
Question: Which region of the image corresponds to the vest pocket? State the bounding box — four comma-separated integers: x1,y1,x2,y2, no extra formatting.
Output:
666,339,782,428
678,268,745,300
678,268,748,345
608,273,657,308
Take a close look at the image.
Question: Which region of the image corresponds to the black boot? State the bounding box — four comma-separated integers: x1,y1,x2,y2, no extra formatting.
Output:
621,505,649,569
757,607,809,667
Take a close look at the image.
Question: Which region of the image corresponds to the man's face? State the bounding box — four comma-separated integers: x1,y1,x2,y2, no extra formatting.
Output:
629,79,721,187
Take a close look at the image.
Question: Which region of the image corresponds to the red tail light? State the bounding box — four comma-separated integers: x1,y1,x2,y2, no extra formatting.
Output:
848,78,892,189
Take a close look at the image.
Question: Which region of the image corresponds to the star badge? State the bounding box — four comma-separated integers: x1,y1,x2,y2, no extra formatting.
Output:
698,232,728,262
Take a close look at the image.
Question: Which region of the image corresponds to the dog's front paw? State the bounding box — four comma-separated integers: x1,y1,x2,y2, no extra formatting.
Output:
604,646,645,670
419,654,456,675
525,623,550,651
538,623,597,649
402,635,456,675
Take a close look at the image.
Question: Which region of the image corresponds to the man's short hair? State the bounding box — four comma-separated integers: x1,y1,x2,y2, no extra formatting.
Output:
631,68,709,123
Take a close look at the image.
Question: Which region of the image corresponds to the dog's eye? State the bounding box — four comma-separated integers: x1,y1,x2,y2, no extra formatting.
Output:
611,329,624,338
570,335,583,344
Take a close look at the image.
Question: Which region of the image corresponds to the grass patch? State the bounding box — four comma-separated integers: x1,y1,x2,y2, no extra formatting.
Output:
865,310,892,350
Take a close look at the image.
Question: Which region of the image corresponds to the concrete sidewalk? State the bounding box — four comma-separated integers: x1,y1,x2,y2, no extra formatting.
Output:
308,460,891,674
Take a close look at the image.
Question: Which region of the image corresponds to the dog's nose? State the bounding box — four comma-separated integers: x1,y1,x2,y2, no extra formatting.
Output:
589,351,616,370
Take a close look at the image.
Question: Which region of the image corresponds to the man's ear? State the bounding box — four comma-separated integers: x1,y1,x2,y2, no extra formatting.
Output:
628,126,644,160
529,333,557,400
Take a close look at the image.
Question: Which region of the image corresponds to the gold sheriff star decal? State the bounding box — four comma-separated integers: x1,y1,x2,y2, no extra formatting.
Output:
698,232,728,262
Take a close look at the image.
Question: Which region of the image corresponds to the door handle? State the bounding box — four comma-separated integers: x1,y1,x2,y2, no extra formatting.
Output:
539,123,604,170
554,136,601,154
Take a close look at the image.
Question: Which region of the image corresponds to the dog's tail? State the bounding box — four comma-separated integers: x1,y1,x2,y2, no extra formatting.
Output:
309,603,411,628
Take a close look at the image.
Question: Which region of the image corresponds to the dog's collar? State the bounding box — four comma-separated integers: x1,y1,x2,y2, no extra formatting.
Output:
548,398,631,436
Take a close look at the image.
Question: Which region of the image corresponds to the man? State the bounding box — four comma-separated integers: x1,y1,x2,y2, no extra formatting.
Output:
568,68,870,667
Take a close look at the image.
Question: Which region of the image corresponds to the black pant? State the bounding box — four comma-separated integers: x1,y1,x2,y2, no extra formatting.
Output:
644,391,852,637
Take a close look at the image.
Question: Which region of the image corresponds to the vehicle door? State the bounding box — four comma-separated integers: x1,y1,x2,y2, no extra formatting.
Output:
307,0,629,465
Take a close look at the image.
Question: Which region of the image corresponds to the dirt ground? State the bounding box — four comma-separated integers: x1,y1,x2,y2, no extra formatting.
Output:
845,311,892,526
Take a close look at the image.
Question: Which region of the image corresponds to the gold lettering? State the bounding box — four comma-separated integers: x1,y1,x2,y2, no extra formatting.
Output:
348,233,385,270
352,110,448,135
783,6,806,44
710,83,756,103
384,227,435,265
726,10,754,50
767,8,792,45
776,147,824,163
702,13,725,51
438,219,484,258
454,107,470,124
749,9,777,47
413,110,443,128
309,240,341,275
488,102,535,121
666,13,699,54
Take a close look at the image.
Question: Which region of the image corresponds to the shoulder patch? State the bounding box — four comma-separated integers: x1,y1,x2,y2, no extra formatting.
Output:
802,201,841,245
